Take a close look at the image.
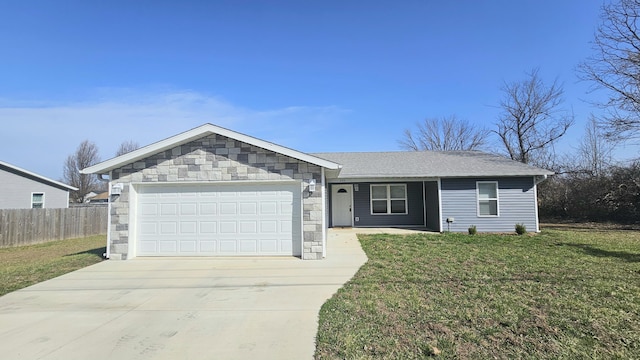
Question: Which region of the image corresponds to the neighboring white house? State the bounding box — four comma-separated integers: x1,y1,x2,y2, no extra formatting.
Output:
0,161,78,209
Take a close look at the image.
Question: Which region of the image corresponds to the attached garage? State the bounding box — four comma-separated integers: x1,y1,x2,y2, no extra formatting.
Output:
133,182,302,257
80,123,341,260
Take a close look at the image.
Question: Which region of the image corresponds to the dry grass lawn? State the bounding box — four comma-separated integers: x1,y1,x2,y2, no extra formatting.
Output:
0,235,106,296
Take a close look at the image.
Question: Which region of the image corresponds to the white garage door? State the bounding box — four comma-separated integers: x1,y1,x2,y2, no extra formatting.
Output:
135,183,301,257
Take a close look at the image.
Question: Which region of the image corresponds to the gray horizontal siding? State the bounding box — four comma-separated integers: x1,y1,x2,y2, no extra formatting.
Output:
440,177,537,233
352,182,424,227
0,169,70,209
425,181,440,231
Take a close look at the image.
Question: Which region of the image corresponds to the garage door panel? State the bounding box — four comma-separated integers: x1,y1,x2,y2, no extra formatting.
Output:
239,221,257,233
180,203,197,215
260,202,277,214
180,240,197,252
200,221,217,234
200,241,216,252
219,221,237,233
280,220,292,233
260,220,277,233
180,221,197,234
159,222,177,235
140,204,158,216
219,203,237,215
161,203,177,215
140,222,157,235
140,241,158,253
136,183,300,257
280,239,292,253
158,240,178,253
220,240,237,253
239,202,257,214
200,203,217,215
239,240,258,253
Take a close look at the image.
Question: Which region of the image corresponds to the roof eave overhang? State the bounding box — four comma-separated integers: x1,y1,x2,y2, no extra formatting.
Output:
0,161,78,191
326,172,555,181
81,123,342,175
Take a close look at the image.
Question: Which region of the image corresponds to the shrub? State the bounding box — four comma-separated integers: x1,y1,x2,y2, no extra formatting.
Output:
468,225,477,235
515,223,527,235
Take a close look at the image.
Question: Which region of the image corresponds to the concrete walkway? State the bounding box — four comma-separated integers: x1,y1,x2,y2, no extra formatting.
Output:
0,229,367,360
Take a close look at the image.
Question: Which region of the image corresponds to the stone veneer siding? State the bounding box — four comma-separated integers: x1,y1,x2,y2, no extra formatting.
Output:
109,134,324,260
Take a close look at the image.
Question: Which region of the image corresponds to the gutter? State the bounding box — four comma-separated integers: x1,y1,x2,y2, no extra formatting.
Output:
97,173,111,259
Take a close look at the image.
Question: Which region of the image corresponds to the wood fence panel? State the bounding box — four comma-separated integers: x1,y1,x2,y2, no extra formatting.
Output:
0,207,108,248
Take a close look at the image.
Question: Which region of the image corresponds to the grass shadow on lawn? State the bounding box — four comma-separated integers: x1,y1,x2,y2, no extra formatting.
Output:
559,242,640,262
63,246,106,258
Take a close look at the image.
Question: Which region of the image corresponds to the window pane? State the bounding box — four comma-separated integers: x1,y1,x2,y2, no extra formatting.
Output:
479,200,498,216
390,200,406,213
32,193,43,202
390,185,405,198
372,200,387,213
478,183,497,199
32,203,43,209
371,186,387,199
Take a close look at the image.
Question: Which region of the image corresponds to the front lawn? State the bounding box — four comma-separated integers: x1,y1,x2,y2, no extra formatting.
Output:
0,235,106,296
315,229,640,359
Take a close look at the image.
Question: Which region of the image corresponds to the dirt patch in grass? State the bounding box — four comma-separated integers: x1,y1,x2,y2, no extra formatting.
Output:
315,230,640,359
0,235,106,296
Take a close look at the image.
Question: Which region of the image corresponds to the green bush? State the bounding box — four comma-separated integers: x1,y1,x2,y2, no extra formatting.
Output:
515,223,527,235
468,225,477,235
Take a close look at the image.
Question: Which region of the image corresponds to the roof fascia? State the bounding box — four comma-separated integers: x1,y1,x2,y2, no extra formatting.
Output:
327,172,554,181
0,161,78,191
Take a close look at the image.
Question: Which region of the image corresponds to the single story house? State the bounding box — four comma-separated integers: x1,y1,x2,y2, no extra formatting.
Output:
86,191,109,204
0,160,78,209
81,123,553,260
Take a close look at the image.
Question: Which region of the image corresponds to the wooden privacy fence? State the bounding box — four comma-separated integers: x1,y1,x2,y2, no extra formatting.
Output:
0,207,108,248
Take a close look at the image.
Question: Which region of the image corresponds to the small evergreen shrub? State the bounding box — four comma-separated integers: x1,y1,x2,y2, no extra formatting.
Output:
515,223,527,235
468,225,477,235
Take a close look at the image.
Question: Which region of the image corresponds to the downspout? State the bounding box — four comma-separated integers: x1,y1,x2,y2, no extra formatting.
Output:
98,173,111,259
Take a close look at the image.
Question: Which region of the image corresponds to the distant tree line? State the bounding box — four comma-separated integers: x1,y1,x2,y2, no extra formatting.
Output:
399,0,640,224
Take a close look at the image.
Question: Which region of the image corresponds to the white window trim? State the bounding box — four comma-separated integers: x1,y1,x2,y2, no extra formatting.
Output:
476,181,499,217
370,184,408,215
31,192,45,209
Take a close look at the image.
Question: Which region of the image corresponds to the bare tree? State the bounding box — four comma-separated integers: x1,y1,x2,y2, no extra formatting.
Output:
115,140,140,156
579,0,640,139
576,116,616,176
63,140,101,203
399,115,490,151
495,69,574,165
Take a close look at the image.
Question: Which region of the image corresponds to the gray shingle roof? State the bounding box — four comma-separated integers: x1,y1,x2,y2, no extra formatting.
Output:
311,151,554,179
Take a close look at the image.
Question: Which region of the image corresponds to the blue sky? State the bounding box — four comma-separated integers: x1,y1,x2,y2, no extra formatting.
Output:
0,0,632,179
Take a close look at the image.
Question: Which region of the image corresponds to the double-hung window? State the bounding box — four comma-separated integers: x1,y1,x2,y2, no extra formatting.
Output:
371,184,407,214
477,181,498,216
31,193,44,209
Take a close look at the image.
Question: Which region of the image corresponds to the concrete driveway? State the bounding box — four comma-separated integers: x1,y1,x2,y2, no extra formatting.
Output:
0,229,367,360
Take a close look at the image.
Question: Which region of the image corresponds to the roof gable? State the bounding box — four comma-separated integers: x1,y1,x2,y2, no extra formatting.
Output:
0,161,78,191
81,123,342,174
